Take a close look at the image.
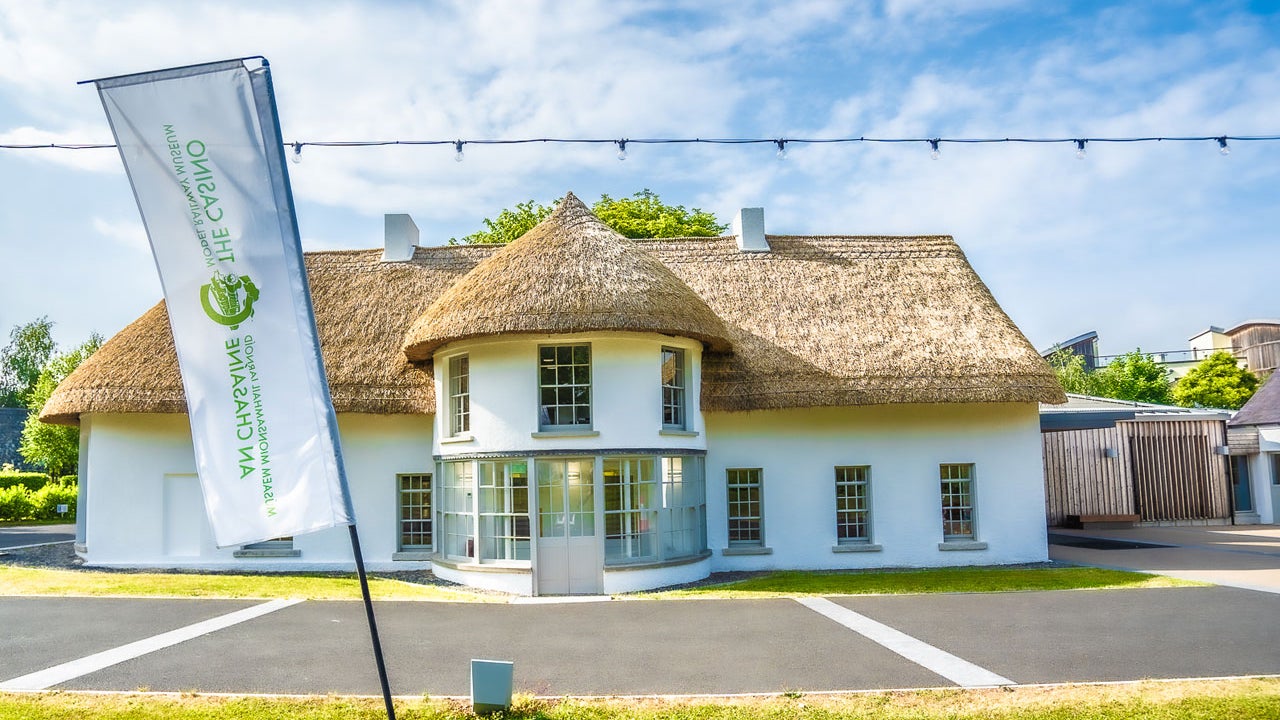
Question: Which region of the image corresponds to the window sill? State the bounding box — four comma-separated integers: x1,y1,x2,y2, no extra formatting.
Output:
439,433,474,445
722,546,773,556
832,543,882,553
659,428,699,437
433,556,532,573
233,548,301,558
605,549,712,571
392,551,433,561
938,540,988,551
531,429,600,439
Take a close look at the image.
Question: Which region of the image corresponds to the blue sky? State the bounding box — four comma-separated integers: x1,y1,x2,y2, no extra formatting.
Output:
1,0,1277,357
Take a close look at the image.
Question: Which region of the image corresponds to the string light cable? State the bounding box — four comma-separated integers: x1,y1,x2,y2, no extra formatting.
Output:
4,134,1277,158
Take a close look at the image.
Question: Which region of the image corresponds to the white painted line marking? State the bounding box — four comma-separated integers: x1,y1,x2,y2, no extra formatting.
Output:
795,596,1013,687
0,598,302,691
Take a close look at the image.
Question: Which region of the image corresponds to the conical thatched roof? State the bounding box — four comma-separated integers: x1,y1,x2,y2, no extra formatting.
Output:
402,192,733,361
42,198,1064,426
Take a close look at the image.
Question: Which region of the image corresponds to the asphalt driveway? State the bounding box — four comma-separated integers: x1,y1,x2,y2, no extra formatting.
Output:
0,523,74,550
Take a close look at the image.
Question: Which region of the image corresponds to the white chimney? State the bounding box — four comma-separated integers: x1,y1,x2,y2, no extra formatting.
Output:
733,207,768,252
382,213,419,262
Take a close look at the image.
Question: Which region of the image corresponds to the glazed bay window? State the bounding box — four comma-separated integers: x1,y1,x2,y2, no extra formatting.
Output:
661,456,706,557
439,461,475,560
478,461,530,561
835,466,871,544
661,347,686,429
604,458,658,562
940,463,976,540
448,355,470,436
539,344,591,429
398,473,432,551
727,468,763,547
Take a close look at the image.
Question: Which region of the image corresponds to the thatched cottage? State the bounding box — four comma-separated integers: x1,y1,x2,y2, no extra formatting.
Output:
43,193,1064,595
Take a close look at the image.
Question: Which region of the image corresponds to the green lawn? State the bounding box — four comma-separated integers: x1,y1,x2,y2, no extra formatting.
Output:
2,679,1278,719
644,566,1199,598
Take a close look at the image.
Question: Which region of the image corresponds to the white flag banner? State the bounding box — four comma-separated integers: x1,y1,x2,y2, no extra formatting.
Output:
94,58,352,547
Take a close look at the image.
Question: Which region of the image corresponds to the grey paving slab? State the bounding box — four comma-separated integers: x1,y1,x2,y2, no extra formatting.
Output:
0,524,74,549
0,597,260,683
834,587,1280,685
64,598,947,695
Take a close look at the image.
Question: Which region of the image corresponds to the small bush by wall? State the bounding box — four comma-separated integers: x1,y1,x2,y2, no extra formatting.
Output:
0,472,52,492
0,482,76,521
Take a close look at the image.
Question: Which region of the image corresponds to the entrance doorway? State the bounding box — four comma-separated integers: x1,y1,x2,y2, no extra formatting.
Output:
535,458,601,595
1231,455,1254,513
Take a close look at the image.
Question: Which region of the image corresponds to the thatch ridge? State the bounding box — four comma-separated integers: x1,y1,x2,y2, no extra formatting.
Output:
43,201,1064,425
402,192,734,360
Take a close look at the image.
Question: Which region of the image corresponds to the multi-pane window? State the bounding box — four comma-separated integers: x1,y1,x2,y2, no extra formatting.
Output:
439,461,475,559
835,466,871,544
539,344,591,429
662,456,706,557
661,347,686,429
604,458,658,562
449,355,469,436
478,461,529,561
940,463,976,540
727,468,763,547
398,473,432,550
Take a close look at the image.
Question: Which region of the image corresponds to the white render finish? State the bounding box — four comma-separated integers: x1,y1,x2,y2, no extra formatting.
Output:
705,402,1049,570
732,207,768,252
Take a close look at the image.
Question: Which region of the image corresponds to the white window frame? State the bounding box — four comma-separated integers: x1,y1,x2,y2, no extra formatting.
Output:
835,466,871,545
726,468,764,548
477,460,530,563
660,347,687,430
940,463,976,541
538,343,592,430
439,460,475,561
604,457,659,563
448,354,470,436
397,472,433,551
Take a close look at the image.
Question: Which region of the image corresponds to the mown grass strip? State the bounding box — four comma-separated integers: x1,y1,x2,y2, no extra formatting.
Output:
1,678,1278,719
645,566,1201,598
0,566,495,602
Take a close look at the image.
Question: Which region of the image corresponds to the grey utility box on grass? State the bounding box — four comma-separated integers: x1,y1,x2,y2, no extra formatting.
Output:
471,659,514,714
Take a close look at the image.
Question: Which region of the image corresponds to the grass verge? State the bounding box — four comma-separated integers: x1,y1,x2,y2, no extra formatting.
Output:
0,566,495,602
644,566,1201,598
1,678,1278,719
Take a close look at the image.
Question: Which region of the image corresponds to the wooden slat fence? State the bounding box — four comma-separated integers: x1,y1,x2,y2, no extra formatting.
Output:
1043,418,1229,526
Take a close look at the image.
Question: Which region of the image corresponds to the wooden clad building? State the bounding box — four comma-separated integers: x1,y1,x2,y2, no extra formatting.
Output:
1041,395,1232,527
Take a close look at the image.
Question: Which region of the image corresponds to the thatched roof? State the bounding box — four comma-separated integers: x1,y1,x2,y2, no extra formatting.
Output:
43,195,1063,425
403,192,733,360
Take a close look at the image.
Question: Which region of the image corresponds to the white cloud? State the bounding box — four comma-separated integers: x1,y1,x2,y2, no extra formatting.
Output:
91,216,148,252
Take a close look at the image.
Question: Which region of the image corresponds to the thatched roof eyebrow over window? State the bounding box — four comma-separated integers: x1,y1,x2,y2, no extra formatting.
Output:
40,194,1064,426
401,192,735,361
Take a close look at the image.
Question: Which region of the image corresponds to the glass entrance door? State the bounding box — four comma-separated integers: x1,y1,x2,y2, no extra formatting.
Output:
535,459,601,595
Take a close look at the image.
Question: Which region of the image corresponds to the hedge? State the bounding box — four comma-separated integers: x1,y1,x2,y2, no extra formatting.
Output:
0,482,77,521
0,472,53,492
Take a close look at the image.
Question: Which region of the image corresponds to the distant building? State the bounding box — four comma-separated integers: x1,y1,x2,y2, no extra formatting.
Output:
1059,321,1279,381
0,408,32,471
1040,331,1099,371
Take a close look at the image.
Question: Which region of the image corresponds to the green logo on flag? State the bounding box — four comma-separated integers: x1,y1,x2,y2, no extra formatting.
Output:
200,271,260,329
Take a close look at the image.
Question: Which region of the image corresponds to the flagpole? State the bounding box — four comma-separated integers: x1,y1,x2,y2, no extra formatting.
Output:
349,524,397,720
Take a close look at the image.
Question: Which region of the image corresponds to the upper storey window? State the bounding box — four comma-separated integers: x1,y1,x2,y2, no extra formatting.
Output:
661,347,686,429
539,344,591,430
448,355,470,436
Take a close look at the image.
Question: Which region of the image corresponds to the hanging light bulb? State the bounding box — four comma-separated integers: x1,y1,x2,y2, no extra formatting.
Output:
775,139,787,160
453,140,464,163
929,139,941,160
291,142,303,164
616,139,627,161
1217,136,1230,156
1074,139,1087,160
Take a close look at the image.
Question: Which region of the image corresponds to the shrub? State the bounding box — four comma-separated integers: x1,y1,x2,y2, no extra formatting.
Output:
31,482,77,520
0,471,51,492
0,485,35,521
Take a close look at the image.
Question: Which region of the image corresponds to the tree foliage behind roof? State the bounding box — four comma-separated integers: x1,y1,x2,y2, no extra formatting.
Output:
451,189,726,244
0,317,55,408
1172,350,1259,410
1048,348,1173,405
20,333,102,477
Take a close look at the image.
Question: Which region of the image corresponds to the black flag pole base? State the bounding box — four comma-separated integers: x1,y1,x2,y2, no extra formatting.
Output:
349,523,397,720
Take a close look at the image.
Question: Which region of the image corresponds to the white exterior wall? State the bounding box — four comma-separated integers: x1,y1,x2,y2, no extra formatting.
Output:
79,412,434,570
704,402,1048,570
1248,426,1280,524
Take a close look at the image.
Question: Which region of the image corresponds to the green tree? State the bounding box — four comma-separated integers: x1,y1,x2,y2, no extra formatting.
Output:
1094,350,1173,404
19,333,102,478
0,317,55,408
1046,348,1099,396
453,190,727,244
1172,350,1259,409
450,199,554,244
592,189,726,238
